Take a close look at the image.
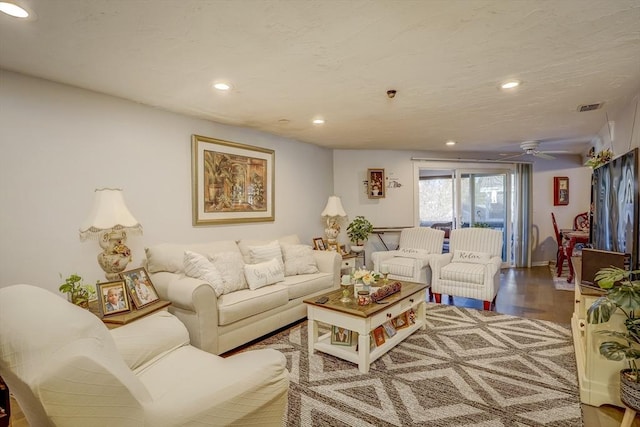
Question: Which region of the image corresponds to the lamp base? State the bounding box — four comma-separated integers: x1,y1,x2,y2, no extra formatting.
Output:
97,230,133,280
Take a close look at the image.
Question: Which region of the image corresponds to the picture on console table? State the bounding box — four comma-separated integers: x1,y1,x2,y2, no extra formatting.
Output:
96,280,131,317
191,134,275,225
120,267,160,309
313,237,326,250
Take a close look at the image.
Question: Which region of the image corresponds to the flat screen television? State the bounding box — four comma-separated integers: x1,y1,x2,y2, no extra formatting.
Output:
590,147,639,269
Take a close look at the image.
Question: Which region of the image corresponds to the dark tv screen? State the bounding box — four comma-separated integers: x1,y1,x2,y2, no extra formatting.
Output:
590,148,639,269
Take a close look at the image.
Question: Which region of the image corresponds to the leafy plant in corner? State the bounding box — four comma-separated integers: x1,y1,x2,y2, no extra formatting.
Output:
346,216,373,245
586,266,640,384
59,273,97,308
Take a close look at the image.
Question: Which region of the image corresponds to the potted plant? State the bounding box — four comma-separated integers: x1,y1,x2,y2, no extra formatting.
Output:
346,216,373,253
59,273,96,308
586,266,640,411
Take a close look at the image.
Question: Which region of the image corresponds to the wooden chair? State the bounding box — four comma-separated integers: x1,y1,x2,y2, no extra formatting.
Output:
551,212,569,277
573,211,590,231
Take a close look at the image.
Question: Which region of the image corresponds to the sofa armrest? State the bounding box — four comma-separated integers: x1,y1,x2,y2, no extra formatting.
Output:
150,272,220,354
110,312,190,371
313,250,341,288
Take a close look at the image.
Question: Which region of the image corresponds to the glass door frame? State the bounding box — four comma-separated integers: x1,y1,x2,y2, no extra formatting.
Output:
413,161,515,267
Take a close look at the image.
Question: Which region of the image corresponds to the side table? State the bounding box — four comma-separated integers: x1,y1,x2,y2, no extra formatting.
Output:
89,299,171,329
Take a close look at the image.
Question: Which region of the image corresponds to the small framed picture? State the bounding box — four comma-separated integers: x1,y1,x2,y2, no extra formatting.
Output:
367,168,385,199
313,237,326,250
327,242,340,252
393,312,410,329
96,280,131,316
408,308,416,324
339,244,348,255
120,267,160,309
373,326,386,346
331,326,352,346
553,176,569,206
382,321,397,338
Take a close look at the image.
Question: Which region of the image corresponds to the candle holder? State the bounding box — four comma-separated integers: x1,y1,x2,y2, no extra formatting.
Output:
380,264,390,283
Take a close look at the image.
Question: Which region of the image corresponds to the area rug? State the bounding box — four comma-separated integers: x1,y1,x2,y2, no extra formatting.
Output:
549,261,575,291
245,304,583,426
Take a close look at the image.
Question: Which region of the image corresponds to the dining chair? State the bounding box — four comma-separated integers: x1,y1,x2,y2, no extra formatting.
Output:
551,212,570,277
573,211,590,231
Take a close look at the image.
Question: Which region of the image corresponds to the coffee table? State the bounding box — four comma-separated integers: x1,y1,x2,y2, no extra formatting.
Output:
304,281,427,373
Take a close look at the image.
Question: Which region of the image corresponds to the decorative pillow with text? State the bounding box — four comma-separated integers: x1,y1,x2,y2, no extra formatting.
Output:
452,250,491,265
244,258,285,290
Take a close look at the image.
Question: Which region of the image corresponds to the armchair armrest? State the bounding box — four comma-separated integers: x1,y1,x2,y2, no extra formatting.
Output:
371,251,397,270
431,253,454,275
110,312,190,371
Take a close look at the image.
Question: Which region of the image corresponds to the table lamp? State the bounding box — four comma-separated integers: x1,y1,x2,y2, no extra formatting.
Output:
79,188,143,280
321,195,347,244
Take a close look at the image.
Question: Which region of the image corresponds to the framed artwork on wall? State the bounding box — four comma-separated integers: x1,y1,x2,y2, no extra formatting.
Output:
191,134,275,225
553,176,569,206
368,168,385,199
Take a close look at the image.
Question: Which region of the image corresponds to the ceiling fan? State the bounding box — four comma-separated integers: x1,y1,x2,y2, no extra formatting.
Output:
499,141,570,161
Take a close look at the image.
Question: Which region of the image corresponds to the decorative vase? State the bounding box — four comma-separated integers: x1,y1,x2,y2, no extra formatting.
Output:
350,245,364,253
620,369,640,411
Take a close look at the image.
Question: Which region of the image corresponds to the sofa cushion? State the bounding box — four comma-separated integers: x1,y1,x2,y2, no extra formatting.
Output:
281,243,319,276
237,235,300,264
145,241,239,274
217,284,289,325
208,251,248,292
281,272,333,300
244,258,285,290
385,257,420,278
247,240,283,265
441,262,485,284
183,251,226,297
452,250,491,264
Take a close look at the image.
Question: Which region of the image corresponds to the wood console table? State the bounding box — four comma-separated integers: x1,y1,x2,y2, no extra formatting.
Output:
90,299,171,329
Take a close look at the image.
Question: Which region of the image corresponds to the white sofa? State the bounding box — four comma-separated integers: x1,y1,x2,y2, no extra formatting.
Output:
145,234,341,355
0,284,289,426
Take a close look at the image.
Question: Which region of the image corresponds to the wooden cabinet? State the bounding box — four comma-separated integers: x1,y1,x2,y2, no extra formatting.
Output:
571,257,626,407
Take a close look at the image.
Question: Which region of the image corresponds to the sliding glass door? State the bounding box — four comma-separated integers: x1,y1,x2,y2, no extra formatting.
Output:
417,164,513,266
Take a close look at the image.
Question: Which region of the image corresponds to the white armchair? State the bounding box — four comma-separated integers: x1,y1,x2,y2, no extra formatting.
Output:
0,284,289,427
431,228,503,310
371,227,445,287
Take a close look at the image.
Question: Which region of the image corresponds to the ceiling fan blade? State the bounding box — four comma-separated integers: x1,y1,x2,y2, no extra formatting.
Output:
497,153,526,161
534,152,556,160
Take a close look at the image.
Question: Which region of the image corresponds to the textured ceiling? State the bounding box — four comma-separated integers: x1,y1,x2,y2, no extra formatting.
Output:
1,0,639,155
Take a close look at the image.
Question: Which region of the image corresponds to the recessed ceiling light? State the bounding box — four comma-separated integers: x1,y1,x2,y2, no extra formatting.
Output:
213,82,231,91
500,80,520,89
0,2,29,18
445,140,456,146
312,118,325,125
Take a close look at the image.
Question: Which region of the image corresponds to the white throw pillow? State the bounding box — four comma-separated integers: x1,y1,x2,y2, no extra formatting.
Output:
208,251,248,292
183,251,226,297
452,250,491,264
248,240,283,265
281,243,319,276
244,258,285,290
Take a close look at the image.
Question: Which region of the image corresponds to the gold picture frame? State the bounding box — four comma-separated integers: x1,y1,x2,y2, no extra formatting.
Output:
313,237,326,250
367,168,385,199
120,267,160,309
192,134,275,225
96,280,131,317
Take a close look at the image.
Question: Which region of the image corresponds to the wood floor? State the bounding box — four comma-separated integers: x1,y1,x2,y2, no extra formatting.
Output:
7,265,639,426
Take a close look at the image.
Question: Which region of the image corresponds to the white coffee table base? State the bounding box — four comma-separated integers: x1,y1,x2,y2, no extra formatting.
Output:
307,287,427,373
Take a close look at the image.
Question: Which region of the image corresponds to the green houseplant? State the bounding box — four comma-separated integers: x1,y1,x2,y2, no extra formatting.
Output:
586,266,640,410
346,216,373,252
59,273,97,308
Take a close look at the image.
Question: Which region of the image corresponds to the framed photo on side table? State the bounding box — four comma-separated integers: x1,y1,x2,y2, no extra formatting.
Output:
313,237,326,250
327,242,340,252
553,176,569,206
120,267,160,309
96,281,131,316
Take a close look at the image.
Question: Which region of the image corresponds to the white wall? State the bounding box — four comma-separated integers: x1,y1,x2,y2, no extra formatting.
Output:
0,71,334,293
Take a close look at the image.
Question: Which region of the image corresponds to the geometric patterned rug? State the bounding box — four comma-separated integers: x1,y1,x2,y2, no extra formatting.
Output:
245,304,583,426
